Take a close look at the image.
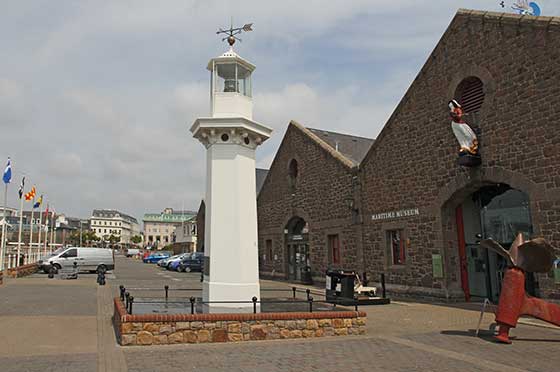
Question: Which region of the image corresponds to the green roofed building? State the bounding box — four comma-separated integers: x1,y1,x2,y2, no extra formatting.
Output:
143,208,197,251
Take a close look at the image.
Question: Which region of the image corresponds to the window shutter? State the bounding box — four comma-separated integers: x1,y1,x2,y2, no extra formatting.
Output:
458,77,485,114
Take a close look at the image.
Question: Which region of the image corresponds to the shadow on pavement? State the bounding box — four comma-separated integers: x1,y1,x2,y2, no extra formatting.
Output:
440,326,500,344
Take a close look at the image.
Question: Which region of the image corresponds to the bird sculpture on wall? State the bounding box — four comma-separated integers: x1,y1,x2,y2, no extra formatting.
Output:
448,100,481,166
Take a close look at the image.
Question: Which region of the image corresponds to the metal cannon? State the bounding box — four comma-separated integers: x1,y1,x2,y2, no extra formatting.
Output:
480,233,560,343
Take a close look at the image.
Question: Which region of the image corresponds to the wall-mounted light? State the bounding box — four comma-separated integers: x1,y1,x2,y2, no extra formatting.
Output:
345,197,354,210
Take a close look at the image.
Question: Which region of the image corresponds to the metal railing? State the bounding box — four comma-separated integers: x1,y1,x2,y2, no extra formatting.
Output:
119,285,359,315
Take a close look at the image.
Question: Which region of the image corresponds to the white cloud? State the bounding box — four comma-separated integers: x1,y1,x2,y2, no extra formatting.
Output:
48,153,83,177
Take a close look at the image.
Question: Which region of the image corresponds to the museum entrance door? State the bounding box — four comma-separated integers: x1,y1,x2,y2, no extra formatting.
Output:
284,217,310,282
457,185,534,302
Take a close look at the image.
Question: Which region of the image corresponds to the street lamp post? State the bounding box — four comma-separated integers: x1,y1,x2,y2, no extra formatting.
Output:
79,220,83,247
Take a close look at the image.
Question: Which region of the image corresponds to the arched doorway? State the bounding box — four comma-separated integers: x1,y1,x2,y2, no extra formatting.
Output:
284,216,309,282
456,184,534,302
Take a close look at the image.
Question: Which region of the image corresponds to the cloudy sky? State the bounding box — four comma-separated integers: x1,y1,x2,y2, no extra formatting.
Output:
1,0,558,223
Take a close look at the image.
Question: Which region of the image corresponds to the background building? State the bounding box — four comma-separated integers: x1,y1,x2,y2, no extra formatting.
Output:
90,209,139,246
143,208,197,250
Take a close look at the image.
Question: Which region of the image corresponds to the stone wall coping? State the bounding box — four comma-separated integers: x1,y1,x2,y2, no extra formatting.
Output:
17,263,38,271
6,263,38,278
114,297,366,323
456,8,560,28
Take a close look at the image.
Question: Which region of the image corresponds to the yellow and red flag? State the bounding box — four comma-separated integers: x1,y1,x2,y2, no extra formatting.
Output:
24,186,36,201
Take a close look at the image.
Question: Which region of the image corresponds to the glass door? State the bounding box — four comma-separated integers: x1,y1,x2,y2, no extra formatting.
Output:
480,188,533,301
288,244,296,280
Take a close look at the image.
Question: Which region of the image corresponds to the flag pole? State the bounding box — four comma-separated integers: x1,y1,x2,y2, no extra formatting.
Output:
50,209,55,251
0,183,7,271
16,187,24,268
28,196,35,264
43,203,49,254
37,198,43,261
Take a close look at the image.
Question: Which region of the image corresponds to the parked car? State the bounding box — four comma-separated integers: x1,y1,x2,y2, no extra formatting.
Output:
178,252,204,272
143,252,171,264
157,254,179,268
167,252,197,271
39,247,114,273
157,253,187,268
164,253,192,270
126,248,140,257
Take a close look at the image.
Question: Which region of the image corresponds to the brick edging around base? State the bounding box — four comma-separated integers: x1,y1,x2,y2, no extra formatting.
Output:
114,297,366,323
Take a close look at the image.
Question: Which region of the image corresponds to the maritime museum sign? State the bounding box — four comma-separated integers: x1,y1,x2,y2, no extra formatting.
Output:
371,208,420,221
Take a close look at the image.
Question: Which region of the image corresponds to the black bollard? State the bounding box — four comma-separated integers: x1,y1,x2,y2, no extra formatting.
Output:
308,296,313,313
306,289,311,301
125,292,130,309
164,285,169,301
252,296,258,314
119,285,125,301
292,287,296,299
190,296,195,314
381,273,386,299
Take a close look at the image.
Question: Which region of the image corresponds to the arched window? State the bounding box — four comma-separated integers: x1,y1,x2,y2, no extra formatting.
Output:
288,159,298,179
288,159,298,192
455,76,485,114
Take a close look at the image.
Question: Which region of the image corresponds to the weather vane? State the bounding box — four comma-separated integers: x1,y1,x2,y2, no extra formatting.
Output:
499,1,542,16
216,21,253,47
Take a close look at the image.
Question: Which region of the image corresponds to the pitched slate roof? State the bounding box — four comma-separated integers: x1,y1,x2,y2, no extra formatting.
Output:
288,121,374,168
307,128,374,166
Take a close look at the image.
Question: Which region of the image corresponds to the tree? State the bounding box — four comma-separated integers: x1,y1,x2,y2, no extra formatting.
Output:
108,234,120,245
67,230,100,246
130,235,142,245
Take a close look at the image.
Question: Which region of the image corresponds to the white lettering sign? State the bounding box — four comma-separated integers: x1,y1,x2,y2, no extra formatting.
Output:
371,208,419,221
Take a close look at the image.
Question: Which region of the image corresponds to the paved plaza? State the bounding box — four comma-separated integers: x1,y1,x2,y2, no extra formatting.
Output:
0,256,559,371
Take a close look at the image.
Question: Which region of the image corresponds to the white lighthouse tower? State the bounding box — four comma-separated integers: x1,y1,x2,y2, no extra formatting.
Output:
190,25,272,312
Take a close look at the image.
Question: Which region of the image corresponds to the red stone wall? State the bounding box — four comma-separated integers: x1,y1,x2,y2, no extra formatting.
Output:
257,123,362,280
359,11,560,299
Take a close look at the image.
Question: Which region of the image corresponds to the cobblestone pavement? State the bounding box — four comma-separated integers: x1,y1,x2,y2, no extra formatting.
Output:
123,325,559,372
1,255,560,371
0,272,99,372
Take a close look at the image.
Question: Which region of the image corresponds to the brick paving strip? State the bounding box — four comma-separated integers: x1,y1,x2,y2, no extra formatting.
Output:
97,284,127,372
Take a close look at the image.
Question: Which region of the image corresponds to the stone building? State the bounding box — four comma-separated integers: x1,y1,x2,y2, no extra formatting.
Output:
257,9,560,302
90,209,140,245
358,9,560,301
257,121,373,282
143,208,197,250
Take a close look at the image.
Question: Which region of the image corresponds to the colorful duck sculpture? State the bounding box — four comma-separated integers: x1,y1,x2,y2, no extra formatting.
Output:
449,100,478,155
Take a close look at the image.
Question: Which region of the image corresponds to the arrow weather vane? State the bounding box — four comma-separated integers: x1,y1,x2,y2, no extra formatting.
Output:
216,21,253,47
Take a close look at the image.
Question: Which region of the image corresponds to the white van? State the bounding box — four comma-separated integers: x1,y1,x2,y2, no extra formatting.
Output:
40,247,114,273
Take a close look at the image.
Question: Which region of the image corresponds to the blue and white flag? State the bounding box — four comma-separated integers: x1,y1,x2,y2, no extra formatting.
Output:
2,158,12,184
